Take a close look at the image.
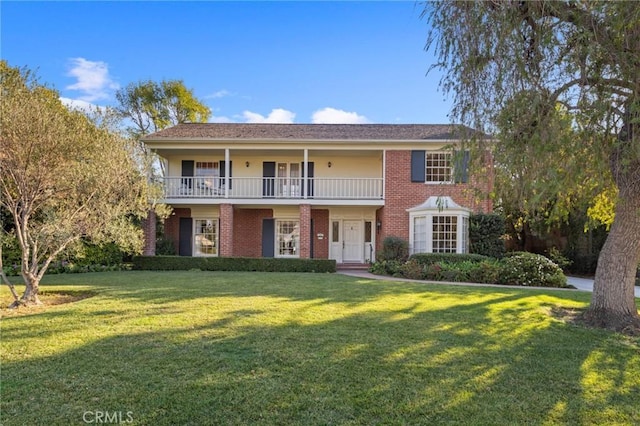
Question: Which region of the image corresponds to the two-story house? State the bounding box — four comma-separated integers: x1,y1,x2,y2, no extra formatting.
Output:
141,123,493,265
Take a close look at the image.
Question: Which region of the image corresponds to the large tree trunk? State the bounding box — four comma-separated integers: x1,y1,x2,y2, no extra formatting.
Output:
584,185,640,333
9,272,42,308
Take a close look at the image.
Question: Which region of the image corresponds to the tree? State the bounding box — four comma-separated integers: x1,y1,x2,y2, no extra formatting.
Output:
115,79,209,255
115,79,211,165
424,1,640,332
493,90,610,250
0,61,157,307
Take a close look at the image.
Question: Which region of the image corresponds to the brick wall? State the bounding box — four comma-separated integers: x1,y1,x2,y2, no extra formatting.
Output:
379,150,493,249
233,208,273,257
219,204,234,257
141,209,157,256
299,204,311,258
311,209,329,259
164,208,191,253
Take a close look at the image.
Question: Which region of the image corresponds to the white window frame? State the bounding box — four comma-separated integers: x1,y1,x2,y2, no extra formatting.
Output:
276,219,300,258
425,151,453,184
193,218,219,257
407,197,470,254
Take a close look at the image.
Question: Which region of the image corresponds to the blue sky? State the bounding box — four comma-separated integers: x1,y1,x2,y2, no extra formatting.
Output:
1,1,451,124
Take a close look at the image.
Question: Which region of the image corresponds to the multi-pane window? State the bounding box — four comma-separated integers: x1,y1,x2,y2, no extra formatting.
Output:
432,216,458,253
277,220,299,257
195,162,219,177
462,216,469,254
412,216,427,254
194,219,218,256
195,162,219,191
425,152,452,183
277,163,300,197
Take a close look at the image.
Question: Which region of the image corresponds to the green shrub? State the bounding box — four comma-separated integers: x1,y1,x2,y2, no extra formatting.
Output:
468,260,502,284
423,262,443,281
378,236,409,262
399,259,425,280
132,256,336,273
546,247,572,271
156,237,176,256
499,252,567,287
469,213,506,258
369,260,403,276
65,241,125,267
409,253,489,266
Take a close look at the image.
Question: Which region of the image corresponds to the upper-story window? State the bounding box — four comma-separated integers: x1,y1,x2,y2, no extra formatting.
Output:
425,152,452,183
411,150,470,184
196,162,219,177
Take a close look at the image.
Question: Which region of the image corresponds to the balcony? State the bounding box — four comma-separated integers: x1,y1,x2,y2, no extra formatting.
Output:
159,176,384,201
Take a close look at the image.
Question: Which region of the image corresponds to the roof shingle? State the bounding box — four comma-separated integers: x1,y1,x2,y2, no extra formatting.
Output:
142,123,485,141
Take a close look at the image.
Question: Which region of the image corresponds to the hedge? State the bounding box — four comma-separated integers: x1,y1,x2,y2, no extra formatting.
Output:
469,213,506,258
132,256,336,273
409,253,490,266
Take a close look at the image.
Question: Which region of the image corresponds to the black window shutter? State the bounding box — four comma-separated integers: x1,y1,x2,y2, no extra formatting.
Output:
220,160,232,189
179,217,193,256
262,218,275,257
182,160,194,189
302,161,315,197
411,151,426,182
453,150,470,183
263,162,276,197
310,218,314,258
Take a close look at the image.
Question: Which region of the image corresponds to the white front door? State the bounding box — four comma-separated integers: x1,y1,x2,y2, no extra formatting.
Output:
343,220,363,263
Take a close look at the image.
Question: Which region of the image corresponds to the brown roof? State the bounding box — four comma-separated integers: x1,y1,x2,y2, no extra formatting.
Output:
143,123,485,141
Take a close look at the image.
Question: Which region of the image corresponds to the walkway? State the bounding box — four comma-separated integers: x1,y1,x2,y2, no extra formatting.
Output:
337,269,640,298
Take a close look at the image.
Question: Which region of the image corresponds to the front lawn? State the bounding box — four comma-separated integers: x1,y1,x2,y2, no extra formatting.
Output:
1,271,639,425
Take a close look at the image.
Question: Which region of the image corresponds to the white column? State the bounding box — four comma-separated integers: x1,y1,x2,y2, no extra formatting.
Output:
225,148,230,198
382,149,386,200
303,149,308,199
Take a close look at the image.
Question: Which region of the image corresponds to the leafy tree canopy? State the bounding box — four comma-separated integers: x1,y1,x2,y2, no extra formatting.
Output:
0,61,161,306
424,0,640,332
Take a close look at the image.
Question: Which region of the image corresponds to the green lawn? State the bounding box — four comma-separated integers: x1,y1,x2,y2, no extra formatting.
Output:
1,271,639,425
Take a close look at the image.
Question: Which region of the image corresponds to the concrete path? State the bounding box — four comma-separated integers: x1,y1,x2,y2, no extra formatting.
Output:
337,269,640,298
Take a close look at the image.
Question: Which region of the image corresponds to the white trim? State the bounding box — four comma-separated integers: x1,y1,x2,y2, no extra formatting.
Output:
407,196,470,255
193,217,219,257
275,219,300,258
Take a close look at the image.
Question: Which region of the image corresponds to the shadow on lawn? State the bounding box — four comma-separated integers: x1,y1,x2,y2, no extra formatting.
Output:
2,278,638,425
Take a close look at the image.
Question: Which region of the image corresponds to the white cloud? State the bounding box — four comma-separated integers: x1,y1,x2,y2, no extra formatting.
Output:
65,57,119,102
311,107,370,124
243,108,296,123
206,89,233,99
59,97,101,113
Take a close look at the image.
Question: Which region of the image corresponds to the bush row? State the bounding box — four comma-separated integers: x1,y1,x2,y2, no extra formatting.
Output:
132,256,336,273
3,262,131,277
370,252,568,288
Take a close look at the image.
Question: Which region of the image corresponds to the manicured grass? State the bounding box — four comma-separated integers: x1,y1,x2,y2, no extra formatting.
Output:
1,271,639,425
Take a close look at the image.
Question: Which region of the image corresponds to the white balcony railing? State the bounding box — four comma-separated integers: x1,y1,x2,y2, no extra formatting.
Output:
160,177,383,200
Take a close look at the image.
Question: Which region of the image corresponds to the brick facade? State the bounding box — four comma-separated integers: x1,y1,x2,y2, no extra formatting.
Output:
164,208,191,254
311,209,329,259
141,209,157,256
298,205,311,258
219,204,234,257
155,146,493,261
378,150,493,251
233,208,273,257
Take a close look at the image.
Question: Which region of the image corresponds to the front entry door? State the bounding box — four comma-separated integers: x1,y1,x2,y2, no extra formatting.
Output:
343,220,363,263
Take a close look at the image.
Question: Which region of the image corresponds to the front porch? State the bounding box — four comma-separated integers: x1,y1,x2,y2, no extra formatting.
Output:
159,176,384,202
